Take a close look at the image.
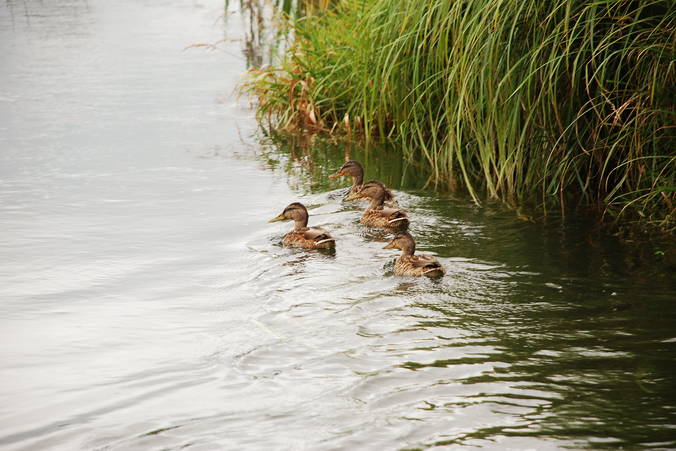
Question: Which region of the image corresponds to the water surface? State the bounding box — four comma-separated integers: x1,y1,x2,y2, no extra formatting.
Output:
1,1,675,450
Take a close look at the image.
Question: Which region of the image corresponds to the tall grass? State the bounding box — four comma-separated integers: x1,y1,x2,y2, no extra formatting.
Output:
241,0,675,228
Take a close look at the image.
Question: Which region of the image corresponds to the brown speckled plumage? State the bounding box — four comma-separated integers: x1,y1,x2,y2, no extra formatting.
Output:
384,232,444,277
345,181,408,230
269,202,335,249
329,160,394,202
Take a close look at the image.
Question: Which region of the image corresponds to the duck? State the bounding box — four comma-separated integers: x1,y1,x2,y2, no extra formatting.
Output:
328,160,394,202
384,232,445,277
268,202,335,249
344,180,409,230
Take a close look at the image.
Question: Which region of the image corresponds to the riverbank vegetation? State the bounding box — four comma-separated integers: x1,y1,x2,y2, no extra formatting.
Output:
240,0,675,230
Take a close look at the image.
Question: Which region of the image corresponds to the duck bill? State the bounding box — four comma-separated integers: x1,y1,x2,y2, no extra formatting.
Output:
268,213,287,223
383,241,397,249
328,170,345,179
344,192,362,201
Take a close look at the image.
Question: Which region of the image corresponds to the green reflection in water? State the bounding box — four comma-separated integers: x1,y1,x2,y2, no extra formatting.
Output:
254,133,676,449
256,134,434,194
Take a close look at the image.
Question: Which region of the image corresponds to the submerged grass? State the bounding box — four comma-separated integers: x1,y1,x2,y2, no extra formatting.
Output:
240,0,675,229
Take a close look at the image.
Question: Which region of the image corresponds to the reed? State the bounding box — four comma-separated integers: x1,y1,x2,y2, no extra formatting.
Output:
240,0,675,228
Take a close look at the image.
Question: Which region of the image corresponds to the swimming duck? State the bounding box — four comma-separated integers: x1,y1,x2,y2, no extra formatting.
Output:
384,232,445,277
344,180,409,229
268,202,335,249
328,160,394,202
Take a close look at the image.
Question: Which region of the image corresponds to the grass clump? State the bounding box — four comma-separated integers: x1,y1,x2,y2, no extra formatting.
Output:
240,0,675,229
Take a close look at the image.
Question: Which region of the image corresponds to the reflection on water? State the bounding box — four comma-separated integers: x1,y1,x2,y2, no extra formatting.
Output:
1,1,675,451
248,136,676,449
231,0,293,69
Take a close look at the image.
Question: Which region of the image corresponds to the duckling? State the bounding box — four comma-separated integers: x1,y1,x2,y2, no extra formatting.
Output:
268,202,335,249
344,180,409,230
384,232,445,277
328,160,394,202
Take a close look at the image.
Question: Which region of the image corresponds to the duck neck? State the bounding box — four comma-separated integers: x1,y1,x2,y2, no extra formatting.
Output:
400,240,415,256
293,216,308,231
367,193,385,210
351,170,363,188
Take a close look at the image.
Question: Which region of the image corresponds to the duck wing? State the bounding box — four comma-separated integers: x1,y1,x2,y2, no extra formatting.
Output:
380,206,409,226
411,254,444,271
303,227,335,244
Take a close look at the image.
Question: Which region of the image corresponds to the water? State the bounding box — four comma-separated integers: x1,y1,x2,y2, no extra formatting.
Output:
1,1,675,450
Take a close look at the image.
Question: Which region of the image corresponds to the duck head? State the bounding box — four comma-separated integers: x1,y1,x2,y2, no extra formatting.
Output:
328,160,364,187
269,202,309,230
384,232,416,256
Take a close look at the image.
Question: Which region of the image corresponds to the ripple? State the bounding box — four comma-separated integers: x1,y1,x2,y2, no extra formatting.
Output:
1,1,675,449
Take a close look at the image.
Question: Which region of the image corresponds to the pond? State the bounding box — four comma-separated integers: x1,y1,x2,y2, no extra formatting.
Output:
1,1,674,450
